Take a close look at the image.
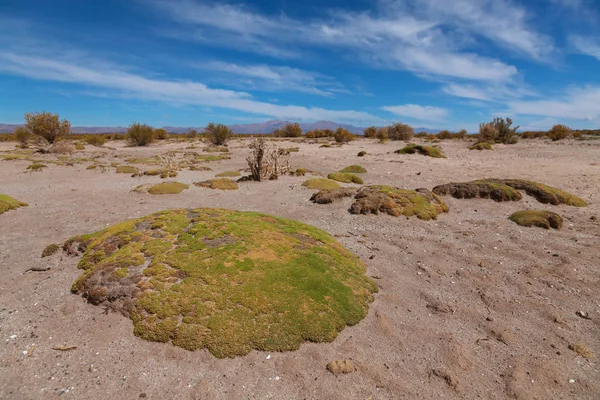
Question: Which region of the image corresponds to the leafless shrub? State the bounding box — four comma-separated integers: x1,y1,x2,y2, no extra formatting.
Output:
246,138,290,181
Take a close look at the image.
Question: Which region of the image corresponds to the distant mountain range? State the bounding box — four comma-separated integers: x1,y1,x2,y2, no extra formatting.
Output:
0,120,440,135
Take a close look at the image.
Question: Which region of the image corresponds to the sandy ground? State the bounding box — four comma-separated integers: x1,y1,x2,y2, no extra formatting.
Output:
0,137,599,400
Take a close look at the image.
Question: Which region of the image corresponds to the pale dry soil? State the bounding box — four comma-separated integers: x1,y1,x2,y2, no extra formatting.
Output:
0,138,599,400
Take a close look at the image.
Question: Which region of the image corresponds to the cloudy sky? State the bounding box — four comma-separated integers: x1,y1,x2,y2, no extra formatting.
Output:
1,0,599,131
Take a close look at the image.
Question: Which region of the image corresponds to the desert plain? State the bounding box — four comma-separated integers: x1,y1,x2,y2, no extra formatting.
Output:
0,137,599,400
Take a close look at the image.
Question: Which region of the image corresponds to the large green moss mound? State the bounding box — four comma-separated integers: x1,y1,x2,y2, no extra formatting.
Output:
350,186,448,220
339,165,367,174
509,210,563,229
0,194,28,215
395,144,446,158
63,209,377,358
433,179,586,206
302,178,341,190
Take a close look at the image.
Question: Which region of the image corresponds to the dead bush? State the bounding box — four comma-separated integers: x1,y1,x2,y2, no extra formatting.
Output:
246,138,290,181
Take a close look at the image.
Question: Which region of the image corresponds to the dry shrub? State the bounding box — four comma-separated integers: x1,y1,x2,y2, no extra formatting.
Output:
246,138,290,181
548,124,571,141
14,127,30,148
376,127,389,143
154,128,168,140
206,123,232,145
363,126,377,138
85,135,106,146
49,141,75,154
478,123,499,142
334,127,354,143
388,123,414,140
273,122,302,137
127,123,154,146
25,111,71,144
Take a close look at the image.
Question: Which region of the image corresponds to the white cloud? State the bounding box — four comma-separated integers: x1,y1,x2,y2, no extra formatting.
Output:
442,82,537,102
148,0,524,82
196,61,347,97
508,85,600,120
0,52,379,123
570,35,600,61
382,104,449,121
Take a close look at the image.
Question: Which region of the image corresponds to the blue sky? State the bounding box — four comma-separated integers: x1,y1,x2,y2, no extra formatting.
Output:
1,0,600,131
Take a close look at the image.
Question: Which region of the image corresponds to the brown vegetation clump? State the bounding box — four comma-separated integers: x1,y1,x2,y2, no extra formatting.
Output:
126,123,154,146
568,343,593,359
246,138,290,181
194,178,239,190
548,124,571,141
326,360,356,375
25,111,71,144
49,141,76,154
350,186,448,220
0,194,28,215
508,210,563,229
310,188,356,204
62,208,377,357
432,180,523,202
357,151,366,157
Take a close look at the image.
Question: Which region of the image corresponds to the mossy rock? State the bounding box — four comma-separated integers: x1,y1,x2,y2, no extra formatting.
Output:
116,165,139,174
310,188,356,204
509,210,563,229
194,178,239,190
63,208,377,357
42,244,60,257
395,144,446,158
357,151,366,157
350,186,448,220
469,142,493,151
327,173,364,184
433,179,586,206
26,163,47,171
290,168,308,176
0,194,28,215
433,180,522,202
215,170,242,178
302,179,340,190
340,165,367,174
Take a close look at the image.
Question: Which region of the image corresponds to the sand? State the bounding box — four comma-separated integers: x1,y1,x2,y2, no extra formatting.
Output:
0,137,599,399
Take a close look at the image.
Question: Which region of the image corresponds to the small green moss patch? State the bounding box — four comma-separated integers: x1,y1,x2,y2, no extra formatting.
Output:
302,179,340,190
350,186,448,220
86,165,97,170
509,210,563,229
215,170,242,177
327,173,363,184
143,182,189,195
27,163,47,171
194,178,239,190
469,142,493,151
340,165,367,174
395,144,446,158
0,194,28,215
63,208,377,357
116,165,139,174
42,244,60,257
